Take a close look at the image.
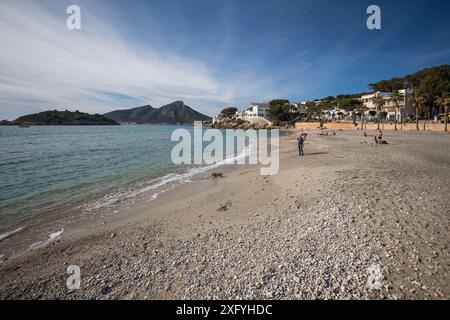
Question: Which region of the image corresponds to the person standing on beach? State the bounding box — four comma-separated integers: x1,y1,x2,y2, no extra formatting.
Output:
297,133,306,156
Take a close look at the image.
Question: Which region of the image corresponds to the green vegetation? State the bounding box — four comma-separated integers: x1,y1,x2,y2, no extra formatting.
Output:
338,98,360,124
220,107,238,119
369,65,450,92
369,64,450,120
291,64,449,132
435,93,450,132
104,101,211,124
103,104,155,123
390,90,404,130
11,110,119,125
268,99,294,122
410,91,427,131
371,95,385,129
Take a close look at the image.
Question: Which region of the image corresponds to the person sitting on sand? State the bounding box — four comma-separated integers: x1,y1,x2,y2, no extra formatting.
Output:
376,130,383,142
375,130,387,144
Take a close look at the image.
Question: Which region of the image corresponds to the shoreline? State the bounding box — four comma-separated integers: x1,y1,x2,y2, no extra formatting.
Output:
0,146,254,260
0,129,448,299
0,124,284,259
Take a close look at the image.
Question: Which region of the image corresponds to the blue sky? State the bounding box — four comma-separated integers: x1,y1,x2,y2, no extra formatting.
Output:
1,0,449,119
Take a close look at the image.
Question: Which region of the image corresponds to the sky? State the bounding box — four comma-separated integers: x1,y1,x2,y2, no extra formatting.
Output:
0,0,449,119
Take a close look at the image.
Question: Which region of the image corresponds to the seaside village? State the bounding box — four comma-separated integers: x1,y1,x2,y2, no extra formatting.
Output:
209,88,450,132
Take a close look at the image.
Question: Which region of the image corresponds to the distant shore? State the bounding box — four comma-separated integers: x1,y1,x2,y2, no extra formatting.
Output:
0,129,449,300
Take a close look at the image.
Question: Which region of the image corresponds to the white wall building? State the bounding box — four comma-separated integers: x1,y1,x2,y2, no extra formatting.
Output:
361,89,414,121
361,92,390,112
244,103,269,120
384,89,414,121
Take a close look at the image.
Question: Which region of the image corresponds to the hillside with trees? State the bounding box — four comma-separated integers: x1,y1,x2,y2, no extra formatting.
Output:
104,101,211,124
369,65,450,120
2,110,119,125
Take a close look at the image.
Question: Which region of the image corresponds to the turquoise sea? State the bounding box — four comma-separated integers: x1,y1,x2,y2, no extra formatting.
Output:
0,125,245,236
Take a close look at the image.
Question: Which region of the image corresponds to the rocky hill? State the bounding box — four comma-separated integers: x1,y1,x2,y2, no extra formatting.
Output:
104,101,211,124
2,110,119,125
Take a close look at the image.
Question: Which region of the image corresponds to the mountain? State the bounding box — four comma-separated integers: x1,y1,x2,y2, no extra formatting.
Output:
3,110,119,125
104,101,211,124
103,104,155,123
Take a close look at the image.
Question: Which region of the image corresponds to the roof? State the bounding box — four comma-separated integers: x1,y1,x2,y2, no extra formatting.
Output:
250,103,269,108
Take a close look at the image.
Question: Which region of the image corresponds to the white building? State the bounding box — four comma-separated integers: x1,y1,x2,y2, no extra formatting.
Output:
361,89,414,121
235,110,246,120
361,92,390,112
323,107,347,120
244,103,269,120
384,89,414,121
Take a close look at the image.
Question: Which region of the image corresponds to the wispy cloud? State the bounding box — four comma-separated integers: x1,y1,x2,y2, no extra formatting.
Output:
1,0,448,119
0,1,235,119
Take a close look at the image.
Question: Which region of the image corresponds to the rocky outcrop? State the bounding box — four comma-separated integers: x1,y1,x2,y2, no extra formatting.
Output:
204,118,272,130
2,110,119,126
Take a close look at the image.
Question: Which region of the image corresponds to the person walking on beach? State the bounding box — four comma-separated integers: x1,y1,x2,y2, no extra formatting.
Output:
297,133,306,156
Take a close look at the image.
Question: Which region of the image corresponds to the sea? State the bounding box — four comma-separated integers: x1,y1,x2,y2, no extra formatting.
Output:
0,125,252,252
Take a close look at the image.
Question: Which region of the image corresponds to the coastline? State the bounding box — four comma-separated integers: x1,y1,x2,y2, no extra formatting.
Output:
0,129,449,299
0,136,253,260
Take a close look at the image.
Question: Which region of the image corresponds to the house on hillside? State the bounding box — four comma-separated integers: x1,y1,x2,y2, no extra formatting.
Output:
244,103,270,120
361,89,415,122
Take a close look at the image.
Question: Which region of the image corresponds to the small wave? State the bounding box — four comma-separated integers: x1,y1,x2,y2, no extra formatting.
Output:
82,145,252,214
29,228,64,250
0,227,26,242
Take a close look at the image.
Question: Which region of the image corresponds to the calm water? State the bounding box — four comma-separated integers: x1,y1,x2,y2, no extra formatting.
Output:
0,125,228,233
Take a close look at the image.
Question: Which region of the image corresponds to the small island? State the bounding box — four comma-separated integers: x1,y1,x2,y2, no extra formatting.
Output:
0,110,120,126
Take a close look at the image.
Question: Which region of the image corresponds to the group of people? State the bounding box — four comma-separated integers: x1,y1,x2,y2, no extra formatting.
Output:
297,128,387,157
362,130,387,144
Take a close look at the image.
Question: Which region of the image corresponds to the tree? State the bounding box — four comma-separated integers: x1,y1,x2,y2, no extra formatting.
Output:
369,64,450,93
340,98,362,125
435,93,450,132
220,107,238,119
268,99,291,122
356,100,368,129
371,95,385,130
418,76,442,120
304,102,323,121
410,91,426,131
368,65,450,121
390,91,404,130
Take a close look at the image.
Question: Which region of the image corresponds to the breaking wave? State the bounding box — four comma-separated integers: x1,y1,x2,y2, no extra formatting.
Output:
81,145,252,215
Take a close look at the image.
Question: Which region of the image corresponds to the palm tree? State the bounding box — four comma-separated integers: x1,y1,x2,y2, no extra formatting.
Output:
418,96,427,131
411,92,426,131
390,91,404,130
418,93,431,130
371,95,385,130
356,100,368,130
435,93,450,132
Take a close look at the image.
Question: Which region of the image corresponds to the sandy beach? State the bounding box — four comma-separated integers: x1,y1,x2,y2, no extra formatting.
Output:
0,129,448,300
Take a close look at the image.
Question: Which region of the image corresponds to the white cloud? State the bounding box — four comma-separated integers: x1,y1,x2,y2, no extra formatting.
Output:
0,1,237,119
